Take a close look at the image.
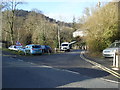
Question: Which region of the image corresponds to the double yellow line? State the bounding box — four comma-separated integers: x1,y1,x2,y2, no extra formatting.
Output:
80,52,120,79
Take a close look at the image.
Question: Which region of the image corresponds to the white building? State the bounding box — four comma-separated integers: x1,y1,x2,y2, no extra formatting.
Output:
73,30,86,38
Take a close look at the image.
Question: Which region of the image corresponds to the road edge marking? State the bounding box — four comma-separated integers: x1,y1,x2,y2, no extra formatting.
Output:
80,51,120,79
100,78,120,84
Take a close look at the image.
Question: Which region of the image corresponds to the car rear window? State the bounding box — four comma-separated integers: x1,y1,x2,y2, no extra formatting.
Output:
32,45,41,48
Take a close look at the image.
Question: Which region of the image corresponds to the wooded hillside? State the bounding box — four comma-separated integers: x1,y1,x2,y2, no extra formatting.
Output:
2,3,74,49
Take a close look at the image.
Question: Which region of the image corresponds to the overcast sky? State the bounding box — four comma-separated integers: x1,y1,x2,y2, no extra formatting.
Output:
17,0,112,22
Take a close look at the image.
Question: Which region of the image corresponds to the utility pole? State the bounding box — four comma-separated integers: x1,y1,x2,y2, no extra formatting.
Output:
57,16,63,50
97,0,101,7
58,25,61,50
42,17,46,45
0,5,2,43
72,16,77,31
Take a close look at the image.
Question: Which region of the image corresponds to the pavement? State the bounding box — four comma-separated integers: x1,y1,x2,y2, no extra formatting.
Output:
80,51,120,81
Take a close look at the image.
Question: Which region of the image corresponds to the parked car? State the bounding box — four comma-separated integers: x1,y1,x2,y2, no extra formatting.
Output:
41,45,52,53
8,45,23,51
103,41,120,57
25,44,42,54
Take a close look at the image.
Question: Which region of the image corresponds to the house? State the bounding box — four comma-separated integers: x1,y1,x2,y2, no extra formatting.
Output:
73,29,86,37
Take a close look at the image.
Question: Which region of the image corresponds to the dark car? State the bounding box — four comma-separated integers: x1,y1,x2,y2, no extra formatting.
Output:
41,45,52,53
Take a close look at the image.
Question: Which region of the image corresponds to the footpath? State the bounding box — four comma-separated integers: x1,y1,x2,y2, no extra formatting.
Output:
80,51,120,80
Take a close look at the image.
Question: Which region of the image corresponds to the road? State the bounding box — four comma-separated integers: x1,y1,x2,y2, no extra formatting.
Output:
2,50,119,89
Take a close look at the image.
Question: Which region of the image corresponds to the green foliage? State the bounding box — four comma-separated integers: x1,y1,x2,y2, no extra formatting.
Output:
2,47,25,55
82,2,119,53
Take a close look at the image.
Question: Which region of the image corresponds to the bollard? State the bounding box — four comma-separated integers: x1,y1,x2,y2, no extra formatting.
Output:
113,48,120,68
54,48,57,53
113,51,116,67
115,48,120,68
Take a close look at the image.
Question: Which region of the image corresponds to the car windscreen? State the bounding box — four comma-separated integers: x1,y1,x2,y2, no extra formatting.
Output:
109,42,120,48
32,45,41,48
62,44,68,46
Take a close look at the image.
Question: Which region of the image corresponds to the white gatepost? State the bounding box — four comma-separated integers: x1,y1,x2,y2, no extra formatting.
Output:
113,51,116,67
113,48,120,69
115,48,120,68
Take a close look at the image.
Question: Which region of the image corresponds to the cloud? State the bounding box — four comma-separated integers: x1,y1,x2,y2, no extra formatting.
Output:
22,0,113,2
16,0,113,23
46,13,71,21
46,12,80,22
45,2,82,22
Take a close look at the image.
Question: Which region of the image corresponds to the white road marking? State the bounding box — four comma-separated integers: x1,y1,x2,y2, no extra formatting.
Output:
61,69,80,74
80,51,120,79
15,56,120,84
100,78,120,84
18,59,23,62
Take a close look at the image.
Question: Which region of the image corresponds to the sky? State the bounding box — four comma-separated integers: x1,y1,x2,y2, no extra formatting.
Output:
17,0,112,22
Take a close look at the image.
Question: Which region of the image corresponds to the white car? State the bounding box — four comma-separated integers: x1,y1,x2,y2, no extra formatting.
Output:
8,45,23,51
103,41,120,57
60,42,71,52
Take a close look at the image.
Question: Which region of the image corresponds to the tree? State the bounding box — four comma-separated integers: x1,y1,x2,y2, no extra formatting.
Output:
72,16,77,31
84,7,90,17
82,2,119,53
2,0,23,44
2,7,74,49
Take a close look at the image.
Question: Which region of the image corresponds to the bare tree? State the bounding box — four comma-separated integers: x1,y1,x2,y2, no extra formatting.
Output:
2,0,23,44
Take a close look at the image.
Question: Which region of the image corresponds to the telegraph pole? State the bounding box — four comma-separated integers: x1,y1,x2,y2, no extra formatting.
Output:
58,25,61,50
97,0,101,7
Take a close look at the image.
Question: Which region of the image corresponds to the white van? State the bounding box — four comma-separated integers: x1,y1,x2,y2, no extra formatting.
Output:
60,42,70,52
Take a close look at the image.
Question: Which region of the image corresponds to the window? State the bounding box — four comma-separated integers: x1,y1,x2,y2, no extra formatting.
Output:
62,44,68,46
32,45,41,48
109,42,120,48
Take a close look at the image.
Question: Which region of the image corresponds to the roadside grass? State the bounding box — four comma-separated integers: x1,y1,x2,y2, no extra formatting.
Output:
1,47,72,56
1,47,53,56
1,47,27,56
86,51,104,59
4,48,24,55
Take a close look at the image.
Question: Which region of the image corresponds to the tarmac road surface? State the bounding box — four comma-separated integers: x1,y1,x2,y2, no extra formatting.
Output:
2,50,119,89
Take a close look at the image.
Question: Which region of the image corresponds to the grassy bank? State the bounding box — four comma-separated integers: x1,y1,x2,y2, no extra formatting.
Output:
86,51,104,59
1,47,25,55
1,47,54,56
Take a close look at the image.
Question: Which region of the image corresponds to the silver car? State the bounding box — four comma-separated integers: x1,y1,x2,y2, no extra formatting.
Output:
103,41,120,57
8,45,23,51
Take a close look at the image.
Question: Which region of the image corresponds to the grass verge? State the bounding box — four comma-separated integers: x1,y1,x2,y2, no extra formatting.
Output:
86,51,104,58
1,47,25,56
